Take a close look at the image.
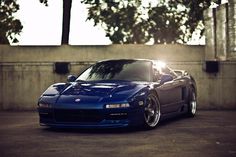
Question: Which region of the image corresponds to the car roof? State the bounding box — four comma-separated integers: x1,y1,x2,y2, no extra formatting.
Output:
98,59,157,63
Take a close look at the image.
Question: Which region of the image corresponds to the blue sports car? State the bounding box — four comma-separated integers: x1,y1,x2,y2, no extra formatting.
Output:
38,59,197,129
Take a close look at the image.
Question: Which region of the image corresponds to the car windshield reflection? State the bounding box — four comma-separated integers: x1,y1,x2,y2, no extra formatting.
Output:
77,60,152,82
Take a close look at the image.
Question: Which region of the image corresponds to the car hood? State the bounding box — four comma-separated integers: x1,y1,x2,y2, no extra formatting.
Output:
56,81,149,104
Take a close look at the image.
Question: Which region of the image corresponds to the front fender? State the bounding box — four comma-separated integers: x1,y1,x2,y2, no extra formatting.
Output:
42,83,70,96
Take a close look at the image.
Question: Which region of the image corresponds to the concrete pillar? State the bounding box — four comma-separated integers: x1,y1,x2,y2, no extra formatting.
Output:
204,8,216,60
228,0,236,59
216,4,228,60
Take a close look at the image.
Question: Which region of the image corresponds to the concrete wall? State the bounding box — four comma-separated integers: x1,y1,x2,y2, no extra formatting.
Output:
0,45,236,110
204,2,236,60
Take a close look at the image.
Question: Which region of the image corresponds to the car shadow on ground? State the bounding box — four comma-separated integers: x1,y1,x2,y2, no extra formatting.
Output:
41,114,191,134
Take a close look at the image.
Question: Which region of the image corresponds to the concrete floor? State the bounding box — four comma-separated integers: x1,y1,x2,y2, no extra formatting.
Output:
0,111,235,157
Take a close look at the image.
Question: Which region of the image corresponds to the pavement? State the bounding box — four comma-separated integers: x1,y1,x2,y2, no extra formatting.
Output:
0,110,235,157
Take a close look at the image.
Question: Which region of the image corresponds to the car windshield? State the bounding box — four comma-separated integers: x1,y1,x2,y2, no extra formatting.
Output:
77,60,152,82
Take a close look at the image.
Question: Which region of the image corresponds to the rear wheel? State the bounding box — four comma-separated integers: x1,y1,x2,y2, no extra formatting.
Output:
187,88,197,117
143,93,161,129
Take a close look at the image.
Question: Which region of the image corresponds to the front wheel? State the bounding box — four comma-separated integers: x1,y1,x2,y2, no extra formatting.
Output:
187,88,197,117
143,93,161,129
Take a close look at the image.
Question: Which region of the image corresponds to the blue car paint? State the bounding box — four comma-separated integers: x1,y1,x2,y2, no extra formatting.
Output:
38,80,152,128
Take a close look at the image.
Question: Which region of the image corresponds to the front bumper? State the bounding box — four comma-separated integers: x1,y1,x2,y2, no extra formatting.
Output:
38,107,144,128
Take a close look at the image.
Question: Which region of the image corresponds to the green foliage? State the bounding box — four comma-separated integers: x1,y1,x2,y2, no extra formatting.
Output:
82,0,220,44
39,0,48,6
168,0,213,41
0,0,23,44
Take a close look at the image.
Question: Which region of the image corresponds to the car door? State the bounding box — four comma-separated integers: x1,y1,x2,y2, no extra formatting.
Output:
155,66,184,114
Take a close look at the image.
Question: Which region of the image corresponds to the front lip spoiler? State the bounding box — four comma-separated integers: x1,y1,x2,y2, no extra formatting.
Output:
40,122,129,129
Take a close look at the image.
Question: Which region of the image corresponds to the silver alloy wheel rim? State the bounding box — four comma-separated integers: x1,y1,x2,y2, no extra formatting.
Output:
191,92,197,115
144,95,160,127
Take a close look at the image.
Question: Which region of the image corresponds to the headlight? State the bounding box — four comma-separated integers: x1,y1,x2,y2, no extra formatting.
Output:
105,103,130,109
38,103,51,108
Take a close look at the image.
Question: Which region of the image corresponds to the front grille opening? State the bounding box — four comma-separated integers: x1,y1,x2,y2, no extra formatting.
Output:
106,113,128,120
54,109,104,123
39,112,53,119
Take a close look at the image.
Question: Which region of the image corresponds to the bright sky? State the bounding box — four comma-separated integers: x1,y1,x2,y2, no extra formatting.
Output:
14,0,228,45
15,0,111,45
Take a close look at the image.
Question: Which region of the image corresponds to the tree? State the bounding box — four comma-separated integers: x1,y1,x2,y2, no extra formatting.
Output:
82,0,220,44
40,0,72,45
0,0,23,44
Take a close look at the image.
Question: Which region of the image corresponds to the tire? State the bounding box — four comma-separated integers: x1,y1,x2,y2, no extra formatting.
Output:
143,92,161,129
187,88,197,117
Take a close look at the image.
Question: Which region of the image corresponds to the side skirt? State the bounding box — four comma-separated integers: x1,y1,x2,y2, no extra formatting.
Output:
160,103,188,121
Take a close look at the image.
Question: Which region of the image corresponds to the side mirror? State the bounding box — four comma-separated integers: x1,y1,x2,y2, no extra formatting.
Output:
160,74,173,84
67,75,77,82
